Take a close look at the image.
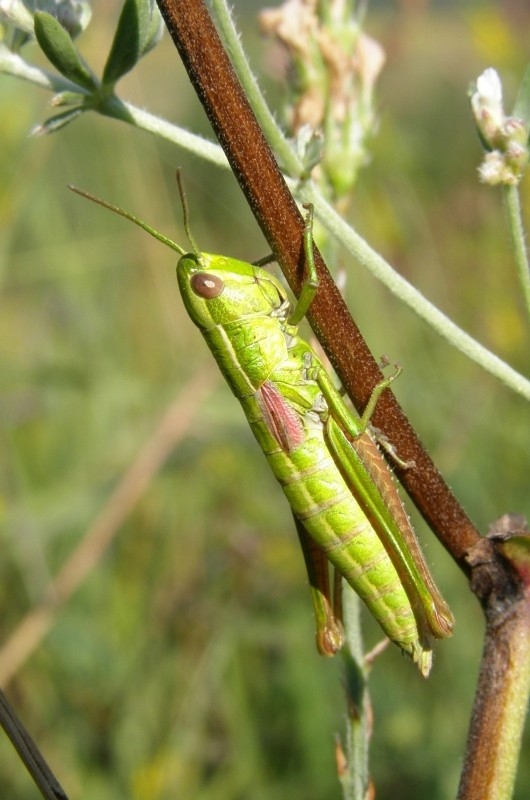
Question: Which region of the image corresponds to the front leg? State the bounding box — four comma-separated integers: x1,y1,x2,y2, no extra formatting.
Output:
288,204,319,326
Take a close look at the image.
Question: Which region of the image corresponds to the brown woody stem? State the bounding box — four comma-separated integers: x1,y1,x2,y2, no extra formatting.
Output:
154,0,480,572
458,518,530,800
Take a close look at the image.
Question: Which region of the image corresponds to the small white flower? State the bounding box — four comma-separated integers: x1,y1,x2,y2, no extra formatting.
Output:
477,151,506,184
471,68,505,147
475,68,503,107
478,151,520,185
471,68,529,184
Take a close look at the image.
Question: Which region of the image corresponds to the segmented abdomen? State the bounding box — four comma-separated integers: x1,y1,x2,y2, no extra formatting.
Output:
242,398,428,665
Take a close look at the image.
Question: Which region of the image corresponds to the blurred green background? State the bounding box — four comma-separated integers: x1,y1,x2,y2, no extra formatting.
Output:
1,1,529,798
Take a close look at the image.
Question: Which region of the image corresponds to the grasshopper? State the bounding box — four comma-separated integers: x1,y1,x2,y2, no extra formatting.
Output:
70,180,453,676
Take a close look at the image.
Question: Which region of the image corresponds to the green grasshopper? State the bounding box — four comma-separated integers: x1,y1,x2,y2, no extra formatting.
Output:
69,181,453,676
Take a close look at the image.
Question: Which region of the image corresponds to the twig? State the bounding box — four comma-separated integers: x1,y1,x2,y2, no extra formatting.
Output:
0,688,69,800
458,515,530,800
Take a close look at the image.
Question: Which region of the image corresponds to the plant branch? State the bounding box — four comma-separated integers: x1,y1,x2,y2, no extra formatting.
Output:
339,589,372,800
0,689,69,800
0,46,85,93
459,516,530,800
154,0,480,572
210,0,301,175
100,94,228,166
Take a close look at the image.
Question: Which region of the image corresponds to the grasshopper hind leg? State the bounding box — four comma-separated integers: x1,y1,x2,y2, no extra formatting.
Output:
293,514,344,656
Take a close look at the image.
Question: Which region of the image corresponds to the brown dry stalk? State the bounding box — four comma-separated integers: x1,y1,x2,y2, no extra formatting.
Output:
0,369,216,687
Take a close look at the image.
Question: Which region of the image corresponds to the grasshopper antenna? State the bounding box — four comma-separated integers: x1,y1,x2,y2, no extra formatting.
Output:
68,185,187,256
175,168,201,257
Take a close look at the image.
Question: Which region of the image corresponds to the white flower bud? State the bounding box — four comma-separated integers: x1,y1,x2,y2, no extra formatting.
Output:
471,68,505,147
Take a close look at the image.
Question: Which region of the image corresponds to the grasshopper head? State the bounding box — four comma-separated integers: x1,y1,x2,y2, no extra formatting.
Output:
67,184,290,332
177,252,288,330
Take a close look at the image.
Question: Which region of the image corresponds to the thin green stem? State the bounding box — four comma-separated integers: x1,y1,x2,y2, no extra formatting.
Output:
0,51,227,165
210,0,302,176
503,183,530,323
301,183,530,402
340,586,371,800
0,46,85,93
100,95,227,167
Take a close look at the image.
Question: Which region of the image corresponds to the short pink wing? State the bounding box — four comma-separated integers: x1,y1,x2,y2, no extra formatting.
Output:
257,381,304,453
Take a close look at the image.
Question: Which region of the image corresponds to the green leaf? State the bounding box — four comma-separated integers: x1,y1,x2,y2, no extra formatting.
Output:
34,10,97,91
31,106,84,136
50,89,87,107
102,0,163,88
513,64,530,133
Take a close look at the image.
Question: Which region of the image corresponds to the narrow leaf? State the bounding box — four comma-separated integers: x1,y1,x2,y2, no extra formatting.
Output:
34,11,97,91
50,90,87,107
102,0,163,88
140,0,164,58
31,107,84,136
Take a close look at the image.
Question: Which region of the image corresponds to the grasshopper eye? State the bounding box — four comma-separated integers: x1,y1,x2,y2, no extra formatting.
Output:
190,272,224,299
